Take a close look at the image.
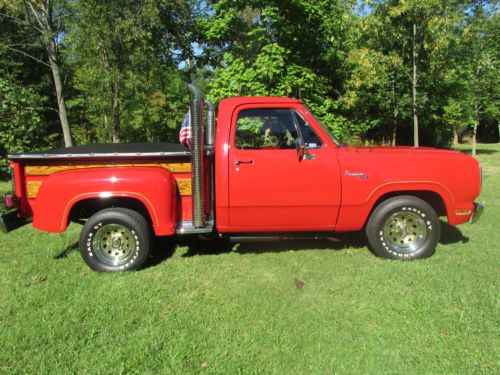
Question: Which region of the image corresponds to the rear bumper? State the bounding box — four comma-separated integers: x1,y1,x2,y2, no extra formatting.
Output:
0,210,30,233
469,203,485,224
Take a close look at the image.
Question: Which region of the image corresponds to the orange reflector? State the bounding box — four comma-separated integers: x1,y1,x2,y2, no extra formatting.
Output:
455,209,472,216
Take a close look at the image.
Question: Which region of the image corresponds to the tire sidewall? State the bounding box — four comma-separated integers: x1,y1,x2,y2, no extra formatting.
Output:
79,210,149,272
367,197,440,260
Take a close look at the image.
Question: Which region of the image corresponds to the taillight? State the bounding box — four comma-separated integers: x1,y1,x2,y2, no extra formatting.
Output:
4,193,18,210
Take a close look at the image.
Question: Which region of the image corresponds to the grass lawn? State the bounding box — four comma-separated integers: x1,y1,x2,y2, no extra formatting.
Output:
1,143,498,374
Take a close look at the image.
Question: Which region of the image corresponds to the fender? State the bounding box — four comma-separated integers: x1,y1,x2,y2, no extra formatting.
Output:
335,181,454,231
32,167,178,235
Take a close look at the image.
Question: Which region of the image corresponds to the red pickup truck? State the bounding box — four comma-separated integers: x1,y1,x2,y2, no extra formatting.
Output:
1,84,484,271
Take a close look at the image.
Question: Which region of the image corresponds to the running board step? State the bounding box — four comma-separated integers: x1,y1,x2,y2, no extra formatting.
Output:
176,220,214,234
228,235,341,243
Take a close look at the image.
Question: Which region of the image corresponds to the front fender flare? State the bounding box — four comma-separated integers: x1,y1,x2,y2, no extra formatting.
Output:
336,181,454,231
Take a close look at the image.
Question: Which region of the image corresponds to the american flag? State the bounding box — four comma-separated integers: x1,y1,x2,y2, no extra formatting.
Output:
179,110,191,147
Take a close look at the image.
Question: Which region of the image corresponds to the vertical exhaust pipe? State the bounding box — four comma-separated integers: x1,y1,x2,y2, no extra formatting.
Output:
188,84,204,227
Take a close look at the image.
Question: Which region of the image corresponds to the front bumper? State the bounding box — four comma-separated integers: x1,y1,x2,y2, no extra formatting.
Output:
469,203,485,224
0,210,30,233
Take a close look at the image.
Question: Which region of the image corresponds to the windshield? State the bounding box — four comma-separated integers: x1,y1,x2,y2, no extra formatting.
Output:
302,105,343,147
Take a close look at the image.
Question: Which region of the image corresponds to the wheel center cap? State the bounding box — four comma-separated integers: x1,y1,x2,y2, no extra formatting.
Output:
112,236,122,249
396,222,408,237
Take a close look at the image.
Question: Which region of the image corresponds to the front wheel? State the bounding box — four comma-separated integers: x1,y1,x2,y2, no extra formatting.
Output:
366,196,441,260
79,208,151,272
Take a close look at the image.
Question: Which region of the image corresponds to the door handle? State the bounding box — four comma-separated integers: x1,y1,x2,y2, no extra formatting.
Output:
234,159,254,165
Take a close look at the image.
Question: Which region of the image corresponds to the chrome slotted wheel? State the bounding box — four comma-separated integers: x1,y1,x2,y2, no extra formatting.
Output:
383,211,427,252
92,224,136,266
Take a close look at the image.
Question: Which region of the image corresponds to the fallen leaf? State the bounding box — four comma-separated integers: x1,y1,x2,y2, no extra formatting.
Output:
293,278,305,290
34,275,47,283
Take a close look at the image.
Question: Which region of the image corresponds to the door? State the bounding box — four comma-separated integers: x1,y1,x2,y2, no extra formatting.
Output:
228,105,341,231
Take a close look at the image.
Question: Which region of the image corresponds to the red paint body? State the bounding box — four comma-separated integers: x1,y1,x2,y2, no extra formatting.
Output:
32,167,178,236
9,97,482,236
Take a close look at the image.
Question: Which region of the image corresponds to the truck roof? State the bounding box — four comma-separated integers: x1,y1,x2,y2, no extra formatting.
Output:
218,96,302,107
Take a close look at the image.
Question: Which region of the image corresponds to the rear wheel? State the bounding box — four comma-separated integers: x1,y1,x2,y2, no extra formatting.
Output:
366,196,440,260
79,208,150,272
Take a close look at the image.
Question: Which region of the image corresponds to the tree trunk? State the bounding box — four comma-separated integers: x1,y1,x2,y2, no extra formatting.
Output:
392,115,397,146
24,0,72,147
453,127,459,145
472,103,479,157
47,42,72,147
412,7,419,147
112,82,121,143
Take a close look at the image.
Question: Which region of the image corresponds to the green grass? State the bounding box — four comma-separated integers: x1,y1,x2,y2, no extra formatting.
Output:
1,144,499,374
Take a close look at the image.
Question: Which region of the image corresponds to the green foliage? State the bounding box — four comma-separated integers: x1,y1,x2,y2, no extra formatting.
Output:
0,79,50,175
0,2,62,177
201,0,358,141
65,0,194,144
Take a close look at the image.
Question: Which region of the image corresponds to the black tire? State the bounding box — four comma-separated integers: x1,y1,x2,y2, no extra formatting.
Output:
365,196,440,260
79,208,151,272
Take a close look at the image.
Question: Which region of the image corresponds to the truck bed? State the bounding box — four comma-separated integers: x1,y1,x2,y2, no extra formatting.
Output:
9,143,195,222
8,143,190,160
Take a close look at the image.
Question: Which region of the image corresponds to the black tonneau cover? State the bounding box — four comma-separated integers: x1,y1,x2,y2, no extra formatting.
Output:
8,143,191,160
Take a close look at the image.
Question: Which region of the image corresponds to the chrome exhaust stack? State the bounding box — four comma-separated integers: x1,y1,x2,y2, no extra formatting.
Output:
187,84,205,228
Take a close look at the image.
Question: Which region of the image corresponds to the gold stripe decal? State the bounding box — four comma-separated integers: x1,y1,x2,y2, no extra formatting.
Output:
27,181,42,199
25,162,192,176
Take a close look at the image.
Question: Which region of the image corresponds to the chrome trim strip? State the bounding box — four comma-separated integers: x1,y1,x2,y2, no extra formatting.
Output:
8,151,191,160
176,220,214,234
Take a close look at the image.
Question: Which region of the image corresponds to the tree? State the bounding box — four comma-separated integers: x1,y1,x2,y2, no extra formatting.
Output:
22,0,72,146
199,0,356,139
462,3,499,155
67,0,194,143
0,0,72,146
0,1,61,177
351,0,480,147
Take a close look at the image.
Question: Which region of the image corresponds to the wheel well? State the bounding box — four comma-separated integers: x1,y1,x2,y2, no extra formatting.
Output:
370,190,447,218
68,197,152,227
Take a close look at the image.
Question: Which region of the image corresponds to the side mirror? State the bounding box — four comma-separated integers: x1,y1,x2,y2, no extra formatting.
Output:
295,137,306,160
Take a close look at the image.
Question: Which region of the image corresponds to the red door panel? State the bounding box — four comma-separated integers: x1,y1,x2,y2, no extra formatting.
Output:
228,105,341,231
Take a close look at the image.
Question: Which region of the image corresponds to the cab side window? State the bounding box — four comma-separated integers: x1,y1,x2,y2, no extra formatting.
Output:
235,108,298,149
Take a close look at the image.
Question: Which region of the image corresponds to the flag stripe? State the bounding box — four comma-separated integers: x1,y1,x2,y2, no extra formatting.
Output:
179,111,191,147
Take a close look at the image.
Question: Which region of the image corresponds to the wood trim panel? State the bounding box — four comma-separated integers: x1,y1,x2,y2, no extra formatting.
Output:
25,162,193,199
25,162,192,176
27,181,42,199
176,179,192,196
